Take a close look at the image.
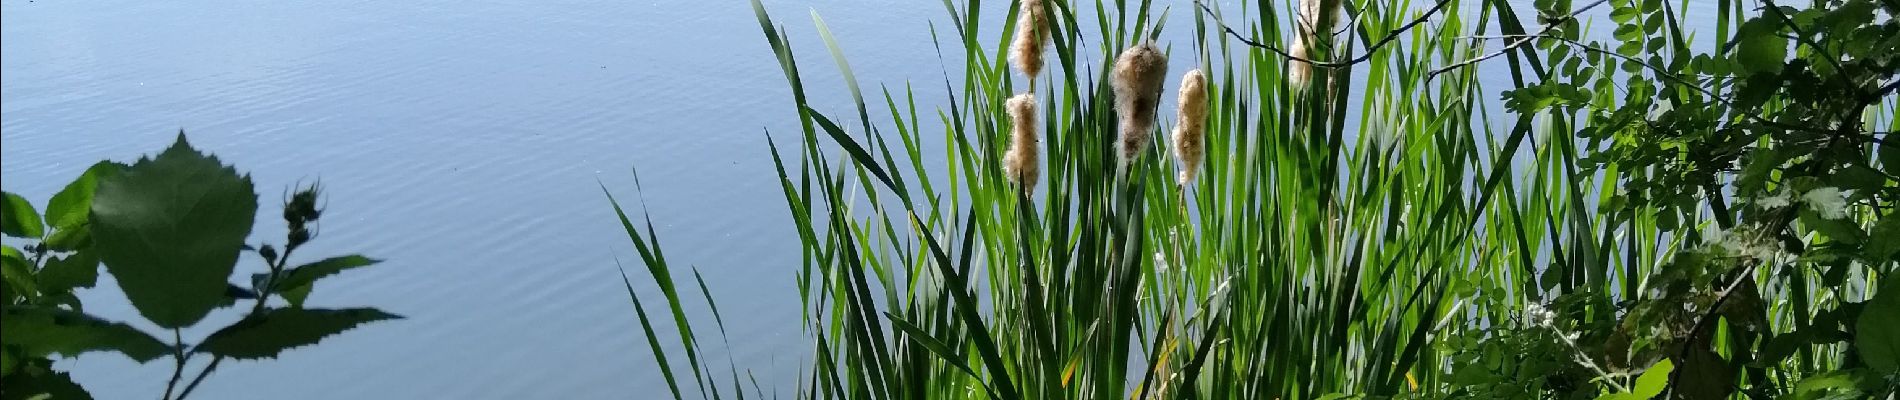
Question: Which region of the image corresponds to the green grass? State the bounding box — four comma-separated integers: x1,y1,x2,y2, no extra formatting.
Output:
604,0,1894,398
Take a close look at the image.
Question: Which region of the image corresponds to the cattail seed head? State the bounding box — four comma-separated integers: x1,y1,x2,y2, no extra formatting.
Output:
1171,69,1208,186
1112,42,1168,165
1289,0,1342,89
1003,93,1040,193
1010,0,1050,85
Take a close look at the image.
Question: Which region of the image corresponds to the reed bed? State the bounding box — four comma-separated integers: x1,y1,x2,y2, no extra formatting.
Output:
604,0,1895,398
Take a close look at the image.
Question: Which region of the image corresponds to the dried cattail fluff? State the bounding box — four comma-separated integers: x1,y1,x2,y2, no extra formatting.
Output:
1289,0,1343,88
1003,93,1041,193
1171,69,1208,186
1010,0,1049,86
1112,42,1168,165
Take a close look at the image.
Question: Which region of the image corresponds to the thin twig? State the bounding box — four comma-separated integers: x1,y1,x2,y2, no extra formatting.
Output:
1192,0,1458,68
1444,33,1891,146
1423,0,1610,80
1876,78,1899,96
175,245,296,400
162,328,187,400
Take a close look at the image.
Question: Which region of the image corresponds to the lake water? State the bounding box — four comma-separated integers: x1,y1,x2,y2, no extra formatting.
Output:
2,0,1718,398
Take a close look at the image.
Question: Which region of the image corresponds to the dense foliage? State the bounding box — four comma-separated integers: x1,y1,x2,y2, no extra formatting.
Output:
611,0,1896,399
0,134,400,400
1454,0,1900,397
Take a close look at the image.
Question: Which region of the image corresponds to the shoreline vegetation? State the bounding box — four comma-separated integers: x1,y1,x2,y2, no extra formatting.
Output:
612,0,1897,399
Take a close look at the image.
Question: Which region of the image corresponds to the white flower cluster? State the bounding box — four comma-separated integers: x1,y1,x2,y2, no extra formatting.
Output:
1802,187,1848,219
1525,303,1556,328
1702,226,1782,260
1754,190,1792,208
1750,187,1848,219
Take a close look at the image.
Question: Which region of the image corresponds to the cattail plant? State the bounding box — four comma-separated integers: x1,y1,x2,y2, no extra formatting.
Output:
1112,41,1168,166
1170,69,1208,187
1010,0,1049,90
1003,93,1040,193
1289,0,1343,88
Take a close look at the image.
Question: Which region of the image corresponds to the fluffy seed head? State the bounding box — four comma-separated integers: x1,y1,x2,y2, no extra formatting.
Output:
1003,93,1040,193
1171,69,1208,186
1289,0,1343,88
1112,42,1168,165
1010,0,1050,84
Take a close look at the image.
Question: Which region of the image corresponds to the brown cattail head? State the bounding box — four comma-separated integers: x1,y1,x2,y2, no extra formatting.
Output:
1010,0,1050,86
1112,41,1168,165
1003,93,1040,193
1289,0,1343,89
1171,69,1208,186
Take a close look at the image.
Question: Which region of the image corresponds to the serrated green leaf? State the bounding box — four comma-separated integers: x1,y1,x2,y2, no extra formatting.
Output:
0,368,93,400
43,162,123,232
1858,280,1900,373
1,192,43,239
1800,209,1866,244
36,252,97,294
89,134,257,328
2,247,35,302
0,306,170,363
40,227,91,253
269,255,379,307
194,307,399,359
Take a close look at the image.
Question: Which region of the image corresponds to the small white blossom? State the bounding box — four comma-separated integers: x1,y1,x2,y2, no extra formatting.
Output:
1701,225,1782,260
1754,191,1791,209
1802,187,1848,219
1525,303,1556,327
1702,227,1729,246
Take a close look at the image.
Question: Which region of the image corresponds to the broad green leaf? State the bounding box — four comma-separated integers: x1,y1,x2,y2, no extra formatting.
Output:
43,162,124,231
89,134,257,328
194,307,400,359
1781,369,1883,400
1830,165,1888,192
1,348,15,376
1734,19,1787,74
1866,214,1900,262
1609,7,1639,23
1858,280,1900,373
40,226,91,253
36,252,97,294
1800,210,1866,245
0,368,93,400
1596,358,1672,400
216,284,259,309
1,192,43,239
268,255,380,307
0,306,170,363
2,247,35,301
1881,141,1900,176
